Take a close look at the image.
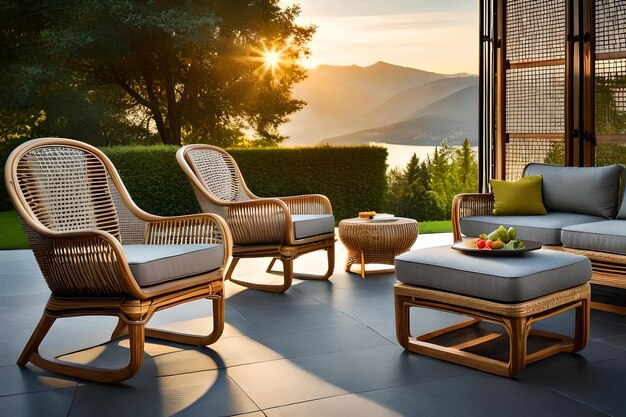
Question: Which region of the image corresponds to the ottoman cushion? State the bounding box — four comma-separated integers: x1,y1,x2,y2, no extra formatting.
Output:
395,246,591,303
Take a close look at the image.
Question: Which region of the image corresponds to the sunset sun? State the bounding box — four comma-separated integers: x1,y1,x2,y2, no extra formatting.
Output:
262,47,283,71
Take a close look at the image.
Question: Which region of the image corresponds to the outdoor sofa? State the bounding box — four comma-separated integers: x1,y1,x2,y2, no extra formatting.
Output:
452,163,626,314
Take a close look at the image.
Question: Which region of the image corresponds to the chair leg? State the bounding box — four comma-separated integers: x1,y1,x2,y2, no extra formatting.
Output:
266,258,278,273
229,255,293,293
17,313,55,367
20,312,145,383
145,292,225,345
278,243,335,281
225,257,240,281
394,295,410,350
574,298,590,352
110,318,129,340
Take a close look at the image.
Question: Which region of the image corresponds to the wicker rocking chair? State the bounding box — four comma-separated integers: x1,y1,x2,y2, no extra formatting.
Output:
176,144,335,293
4,138,232,382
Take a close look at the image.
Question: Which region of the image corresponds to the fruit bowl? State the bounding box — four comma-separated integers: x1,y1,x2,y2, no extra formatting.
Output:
452,238,542,256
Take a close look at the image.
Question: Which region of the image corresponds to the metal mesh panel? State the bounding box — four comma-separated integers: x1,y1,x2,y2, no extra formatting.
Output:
596,0,626,54
506,66,566,134
506,0,565,63
505,138,565,180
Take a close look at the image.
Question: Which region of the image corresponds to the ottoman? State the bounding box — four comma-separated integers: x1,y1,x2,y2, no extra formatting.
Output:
394,246,592,376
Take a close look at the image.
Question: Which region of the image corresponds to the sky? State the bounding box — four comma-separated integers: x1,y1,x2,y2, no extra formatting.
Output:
283,0,479,74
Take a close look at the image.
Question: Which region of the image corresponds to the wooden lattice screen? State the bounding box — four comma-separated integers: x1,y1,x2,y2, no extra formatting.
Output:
500,0,567,180
594,0,626,166
485,0,626,181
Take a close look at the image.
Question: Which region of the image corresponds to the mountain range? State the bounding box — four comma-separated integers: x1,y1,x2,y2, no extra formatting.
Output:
281,61,478,147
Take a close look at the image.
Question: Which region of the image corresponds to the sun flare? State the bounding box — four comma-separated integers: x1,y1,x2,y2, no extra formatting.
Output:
263,48,283,71
251,43,289,78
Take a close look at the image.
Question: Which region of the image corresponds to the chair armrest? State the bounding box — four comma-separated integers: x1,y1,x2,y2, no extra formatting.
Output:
222,198,292,245
277,194,333,215
145,213,233,265
22,226,144,299
451,193,495,241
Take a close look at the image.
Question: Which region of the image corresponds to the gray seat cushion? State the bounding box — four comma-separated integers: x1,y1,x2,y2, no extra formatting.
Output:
395,246,591,303
460,212,605,245
523,163,623,218
123,244,224,287
561,220,626,255
292,214,335,239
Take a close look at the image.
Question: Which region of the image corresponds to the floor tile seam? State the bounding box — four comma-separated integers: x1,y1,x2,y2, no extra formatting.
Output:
220,340,403,371
224,321,376,340
530,381,613,416
259,391,356,412
258,374,481,413
66,385,78,417
222,371,264,414
0,385,77,399
324,307,399,348
283,288,397,342
594,337,626,351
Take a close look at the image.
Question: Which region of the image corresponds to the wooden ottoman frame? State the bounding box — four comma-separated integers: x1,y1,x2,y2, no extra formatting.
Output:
394,282,590,377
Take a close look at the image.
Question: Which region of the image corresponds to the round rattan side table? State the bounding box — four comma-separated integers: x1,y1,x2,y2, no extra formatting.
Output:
338,217,419,278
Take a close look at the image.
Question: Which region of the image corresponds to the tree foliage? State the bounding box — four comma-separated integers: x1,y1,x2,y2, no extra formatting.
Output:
0,0,314,146
386,139,478,221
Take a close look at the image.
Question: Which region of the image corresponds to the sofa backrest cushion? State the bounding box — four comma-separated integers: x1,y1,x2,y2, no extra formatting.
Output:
523,163,623,218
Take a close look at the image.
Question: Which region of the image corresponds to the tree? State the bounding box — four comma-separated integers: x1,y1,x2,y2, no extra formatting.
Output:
387,141,479,222
454,138,478,193
0,0,315,146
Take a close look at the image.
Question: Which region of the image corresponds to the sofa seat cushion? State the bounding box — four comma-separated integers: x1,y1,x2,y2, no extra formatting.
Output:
395,246,591,303
123,244,224,287
292,214,335,239
523,163,623,218
460,212,606,245
561,220,626,255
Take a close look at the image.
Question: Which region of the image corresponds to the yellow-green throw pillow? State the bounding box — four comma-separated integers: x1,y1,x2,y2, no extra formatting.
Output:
490,176,547,216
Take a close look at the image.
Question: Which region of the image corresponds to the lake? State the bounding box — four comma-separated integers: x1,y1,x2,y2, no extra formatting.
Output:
370,142,478,170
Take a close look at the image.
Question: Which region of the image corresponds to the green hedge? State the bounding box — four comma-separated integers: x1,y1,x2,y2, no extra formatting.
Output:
0,141,388,222
229,147,388,222
104,145,200,216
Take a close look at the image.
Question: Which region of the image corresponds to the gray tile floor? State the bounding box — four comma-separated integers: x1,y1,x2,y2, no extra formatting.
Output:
1,233,626,417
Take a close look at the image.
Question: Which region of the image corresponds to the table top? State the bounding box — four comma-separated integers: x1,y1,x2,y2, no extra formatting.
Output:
339,217,417,226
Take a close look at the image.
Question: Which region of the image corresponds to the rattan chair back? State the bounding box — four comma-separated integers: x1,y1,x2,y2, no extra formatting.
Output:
13,144,121,239
186,146,252,203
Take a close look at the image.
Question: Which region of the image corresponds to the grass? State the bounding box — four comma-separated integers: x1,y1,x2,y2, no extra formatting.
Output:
0,211,453,250
0,211,28,250
419,220,452,234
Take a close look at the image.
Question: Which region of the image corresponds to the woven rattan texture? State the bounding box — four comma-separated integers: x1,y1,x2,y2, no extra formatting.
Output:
506,65,566,134
108,177,147,244
187,149,250,203
17,146,121,240
339,218,418,269
506,137,564,180
596,0,626,54
506,0,565,63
